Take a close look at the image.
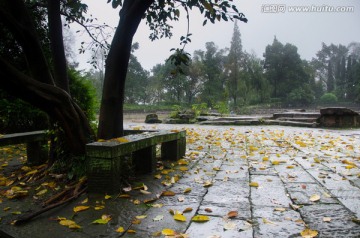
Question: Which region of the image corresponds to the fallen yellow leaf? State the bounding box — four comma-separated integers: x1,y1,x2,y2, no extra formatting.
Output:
162,228,175,236
92,214,112,224
81,198,88,204
173,213,186,222
309,194,321,202
192,215,210,222
116,226,125,233
114,137,129,143
183,207,193,213
73,205,90,213
249,182,259,187
94,205,105,210
161,190,175,196
345,165,356,169
59,219,81,229
36,189,48,196
300,228,318,238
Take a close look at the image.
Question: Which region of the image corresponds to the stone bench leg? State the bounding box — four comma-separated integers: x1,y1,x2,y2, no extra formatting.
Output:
161,138,186,161
87,156,123,194
132,145,156,175
26,140,48,165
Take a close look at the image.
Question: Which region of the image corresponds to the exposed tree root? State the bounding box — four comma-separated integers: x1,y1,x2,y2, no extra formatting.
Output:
13,179,87,225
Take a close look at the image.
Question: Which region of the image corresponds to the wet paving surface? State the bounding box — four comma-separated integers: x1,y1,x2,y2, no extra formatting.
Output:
1,124,360,237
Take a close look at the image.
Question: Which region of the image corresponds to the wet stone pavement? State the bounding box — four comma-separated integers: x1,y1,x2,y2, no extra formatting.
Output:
1,124,360,238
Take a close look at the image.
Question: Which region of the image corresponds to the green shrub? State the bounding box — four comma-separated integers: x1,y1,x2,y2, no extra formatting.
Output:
214,101,229,116
191,103,208,117
0,90,49,133
169,104,183,118
68,68,99,122
287,87,314,106
319,93,338,105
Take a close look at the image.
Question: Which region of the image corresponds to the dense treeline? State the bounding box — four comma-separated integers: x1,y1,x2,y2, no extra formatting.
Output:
85,22,360,113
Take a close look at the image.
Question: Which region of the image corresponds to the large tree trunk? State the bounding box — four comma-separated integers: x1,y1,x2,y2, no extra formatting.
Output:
48,0,70,92
97,0,154,139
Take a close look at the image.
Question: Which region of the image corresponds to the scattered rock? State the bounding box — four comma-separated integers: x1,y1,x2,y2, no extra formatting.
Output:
145,114,162,124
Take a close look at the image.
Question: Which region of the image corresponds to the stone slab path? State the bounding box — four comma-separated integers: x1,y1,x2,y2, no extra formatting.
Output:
1,124,360,238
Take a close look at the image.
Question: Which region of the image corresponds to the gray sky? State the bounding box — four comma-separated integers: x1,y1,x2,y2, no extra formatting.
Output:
76,0,360,71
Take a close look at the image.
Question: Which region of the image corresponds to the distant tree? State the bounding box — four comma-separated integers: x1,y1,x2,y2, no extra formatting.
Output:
264,37,314,105
195,42,228,106
346,42,360,101
312,43,348,97
148,64,167,105
263,37,283,98
225,21,243,107
184,59,204,105
242,52,270,104
125,43,150,104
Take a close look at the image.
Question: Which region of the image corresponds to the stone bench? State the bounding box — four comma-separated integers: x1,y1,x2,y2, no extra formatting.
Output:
0,131,48,165
86,130,186,193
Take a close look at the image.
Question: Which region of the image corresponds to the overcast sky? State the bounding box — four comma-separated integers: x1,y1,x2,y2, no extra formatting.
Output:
75,0,360,71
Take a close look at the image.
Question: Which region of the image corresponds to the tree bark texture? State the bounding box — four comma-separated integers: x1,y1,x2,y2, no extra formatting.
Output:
97,0,154,139
48,0,70,92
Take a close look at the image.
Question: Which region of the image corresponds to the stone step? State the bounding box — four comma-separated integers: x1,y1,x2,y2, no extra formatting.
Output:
199,119,319,127
277,117,318,123
273,112,320,119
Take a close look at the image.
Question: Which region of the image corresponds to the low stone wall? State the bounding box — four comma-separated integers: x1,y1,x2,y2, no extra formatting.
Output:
318,107,360,127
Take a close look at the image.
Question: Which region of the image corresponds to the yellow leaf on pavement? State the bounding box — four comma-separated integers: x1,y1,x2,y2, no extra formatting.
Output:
183,207,193,213
300,228,318,238
203,180,213,187
81,198,88,204
309,194,321,202
59,219,81,229
73,206,90,213
92,214,112,224
161,190,175,196
249,182,259,187
192,215,210,222
162,228,175,236
94,205,105,210
116,226,125,233
174,213,186,222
